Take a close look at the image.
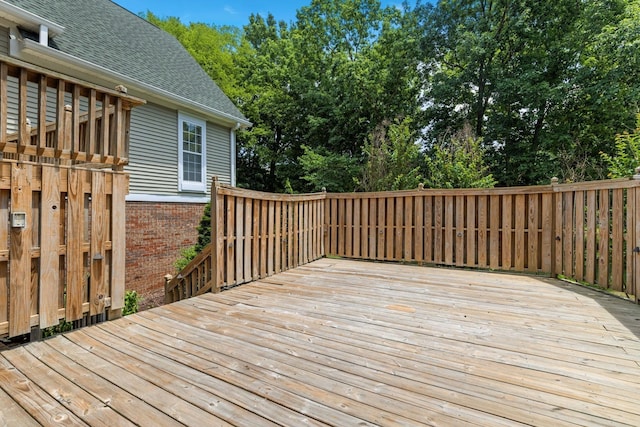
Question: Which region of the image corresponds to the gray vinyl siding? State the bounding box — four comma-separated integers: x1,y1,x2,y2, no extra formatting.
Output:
126,102,179,195
206,122,231,187
127,104,232,197
2,68,232,197
5,72,90,134
0,26,8,55
6,79,59,132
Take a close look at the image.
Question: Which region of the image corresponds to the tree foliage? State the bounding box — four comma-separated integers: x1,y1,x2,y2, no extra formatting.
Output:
424,124,496,189
360,118,423,192
601,115,640,178
146,0,640,192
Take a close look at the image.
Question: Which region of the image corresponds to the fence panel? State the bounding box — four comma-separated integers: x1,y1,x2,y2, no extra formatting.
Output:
169,176,640,305
326,179,640,300
166,180,326,302
0,163,127,338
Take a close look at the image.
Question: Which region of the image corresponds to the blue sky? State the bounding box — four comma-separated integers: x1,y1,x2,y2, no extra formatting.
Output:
113,1,404,27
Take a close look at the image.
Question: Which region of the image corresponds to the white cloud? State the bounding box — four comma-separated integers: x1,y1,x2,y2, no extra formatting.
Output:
224,6,238,15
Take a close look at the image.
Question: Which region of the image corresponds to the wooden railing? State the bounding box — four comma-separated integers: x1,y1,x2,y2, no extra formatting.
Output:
326,179,640,300
165,244,213,304
0,60,142,338
165,178,326,302
1,59,144,168
168,176,640,304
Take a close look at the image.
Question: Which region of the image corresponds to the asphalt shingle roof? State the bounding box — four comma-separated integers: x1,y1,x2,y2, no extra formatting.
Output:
4,0,246,123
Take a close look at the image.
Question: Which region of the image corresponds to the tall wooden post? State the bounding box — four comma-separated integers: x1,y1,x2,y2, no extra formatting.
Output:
633,168,640,303
211,176,222,293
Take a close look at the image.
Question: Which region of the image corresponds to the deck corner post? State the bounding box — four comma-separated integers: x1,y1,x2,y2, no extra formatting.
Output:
634,184,640,303
211,176,222,293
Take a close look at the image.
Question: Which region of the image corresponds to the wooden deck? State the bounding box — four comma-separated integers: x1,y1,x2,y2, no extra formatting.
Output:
2,259,640,426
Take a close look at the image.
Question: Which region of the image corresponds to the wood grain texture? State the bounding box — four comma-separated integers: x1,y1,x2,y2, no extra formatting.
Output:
90,173,106,316
9,164,32,337
39,167,61,328
66,168,84,321
110,173,127,310
3,258,640,426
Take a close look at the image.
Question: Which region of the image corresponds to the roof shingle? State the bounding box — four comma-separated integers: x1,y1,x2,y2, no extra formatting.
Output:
4,0,246,123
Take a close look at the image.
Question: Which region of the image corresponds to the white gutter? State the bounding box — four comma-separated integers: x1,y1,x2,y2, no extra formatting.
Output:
11,37,251,128
0,0,64,36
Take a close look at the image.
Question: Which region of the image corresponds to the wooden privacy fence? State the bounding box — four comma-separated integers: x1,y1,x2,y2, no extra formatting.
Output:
0,59,142,338
166,179,325,303
0,162,128,338
168,176,640,304
326,178,640,301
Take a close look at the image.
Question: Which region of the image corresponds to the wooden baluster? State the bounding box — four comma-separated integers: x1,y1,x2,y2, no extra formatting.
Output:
0,62,7,150
37,75,47,156
87,89,97,162
17,68,29,160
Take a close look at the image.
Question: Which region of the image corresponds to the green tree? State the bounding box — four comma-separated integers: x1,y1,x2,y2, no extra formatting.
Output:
145,13,243,97
234,14,301,192
359,118,423,192
299,146,361,192
417,0,638,186
601,115,640,178
424,124,496,189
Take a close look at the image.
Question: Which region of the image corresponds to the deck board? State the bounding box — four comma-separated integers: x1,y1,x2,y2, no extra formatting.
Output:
1,258,640,426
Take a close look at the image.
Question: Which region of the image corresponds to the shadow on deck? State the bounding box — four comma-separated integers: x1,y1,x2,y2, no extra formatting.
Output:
1,258,640,426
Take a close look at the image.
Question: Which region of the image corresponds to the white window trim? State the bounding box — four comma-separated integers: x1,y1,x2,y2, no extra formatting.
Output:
178,112,207,193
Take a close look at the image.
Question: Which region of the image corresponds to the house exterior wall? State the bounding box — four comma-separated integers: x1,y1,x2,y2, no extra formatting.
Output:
0,26,8,55
126,102,232,196
1,22,236,306
125,201,206,307
126,103,179,195
206,121,232,187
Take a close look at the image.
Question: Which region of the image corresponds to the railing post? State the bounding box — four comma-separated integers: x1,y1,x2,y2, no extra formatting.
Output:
164,274,173,304
550,177,560,278
61,105,72,166
211,176,222,293
321,187,327,257
633,168,640,303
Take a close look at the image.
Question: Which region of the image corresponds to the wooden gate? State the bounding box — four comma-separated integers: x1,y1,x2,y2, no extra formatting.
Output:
0,163,128,337
0,59,143,337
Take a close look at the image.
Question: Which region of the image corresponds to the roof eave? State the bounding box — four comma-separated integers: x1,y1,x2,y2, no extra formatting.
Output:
0,0,64,36
12,38,251,128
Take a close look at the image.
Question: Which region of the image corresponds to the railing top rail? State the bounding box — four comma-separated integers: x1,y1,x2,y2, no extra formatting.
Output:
1,57,145,108
325,177,640,199
216,182,326,201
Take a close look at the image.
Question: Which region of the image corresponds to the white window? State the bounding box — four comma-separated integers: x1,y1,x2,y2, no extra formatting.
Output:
178,113,207,192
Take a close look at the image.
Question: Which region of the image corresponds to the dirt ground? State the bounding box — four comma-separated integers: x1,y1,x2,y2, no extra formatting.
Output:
138,288,165,312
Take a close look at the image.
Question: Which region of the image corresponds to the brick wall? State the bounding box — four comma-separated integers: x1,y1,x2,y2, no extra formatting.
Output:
125,201,206,304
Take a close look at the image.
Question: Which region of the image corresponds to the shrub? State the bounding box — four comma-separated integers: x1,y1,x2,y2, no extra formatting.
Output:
123,290,141,316
174,245,197,272
601,115,640,178
42,320,73,338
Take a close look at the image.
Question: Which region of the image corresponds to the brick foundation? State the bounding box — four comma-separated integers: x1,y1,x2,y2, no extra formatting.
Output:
125,201,206,306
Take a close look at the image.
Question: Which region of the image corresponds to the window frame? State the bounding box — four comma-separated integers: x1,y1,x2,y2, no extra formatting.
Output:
178,112,207,193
